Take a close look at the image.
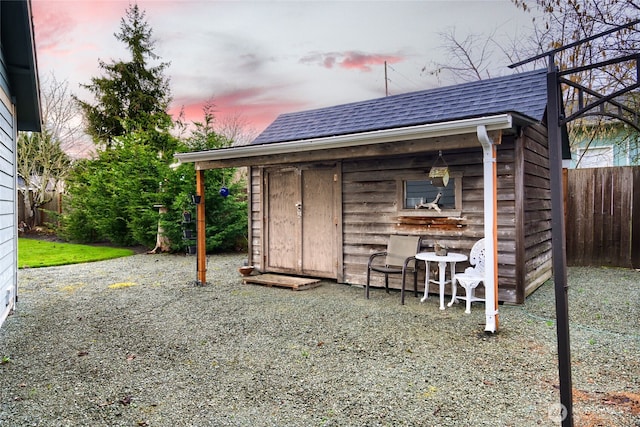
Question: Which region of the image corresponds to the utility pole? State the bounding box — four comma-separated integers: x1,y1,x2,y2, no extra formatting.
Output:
384,61,388,96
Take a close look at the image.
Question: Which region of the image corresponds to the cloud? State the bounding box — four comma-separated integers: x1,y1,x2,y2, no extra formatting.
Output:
170,86,306,133
238,53,270,73
31,1,76,52
341,52,404,71
300,51,404,72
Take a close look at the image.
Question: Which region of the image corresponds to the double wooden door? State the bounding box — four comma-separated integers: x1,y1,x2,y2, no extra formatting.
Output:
264,165,339,278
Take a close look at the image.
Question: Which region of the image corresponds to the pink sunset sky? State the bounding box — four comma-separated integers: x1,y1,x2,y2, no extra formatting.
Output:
31,0,538,140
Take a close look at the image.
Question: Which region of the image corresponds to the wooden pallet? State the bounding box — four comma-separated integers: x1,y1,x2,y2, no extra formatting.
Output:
243,273,321,291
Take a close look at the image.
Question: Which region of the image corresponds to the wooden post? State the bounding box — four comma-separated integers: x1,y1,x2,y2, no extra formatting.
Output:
196,169,207,285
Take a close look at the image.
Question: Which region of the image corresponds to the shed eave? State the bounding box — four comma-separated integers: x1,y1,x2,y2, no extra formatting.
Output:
175,114,515,164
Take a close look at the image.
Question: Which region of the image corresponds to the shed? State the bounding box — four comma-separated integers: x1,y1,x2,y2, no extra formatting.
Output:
175,69,569,330
0,0,42,328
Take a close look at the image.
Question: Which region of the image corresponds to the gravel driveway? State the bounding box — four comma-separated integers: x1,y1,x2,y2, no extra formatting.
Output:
1,253,638,426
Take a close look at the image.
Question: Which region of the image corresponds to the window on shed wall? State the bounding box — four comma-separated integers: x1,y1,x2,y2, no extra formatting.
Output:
397,171,462,216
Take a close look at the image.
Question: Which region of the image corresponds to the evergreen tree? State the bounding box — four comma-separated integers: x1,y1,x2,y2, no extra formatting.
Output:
62,5,248,251
74,3,174,155
62,129,171,246
159,103,248,253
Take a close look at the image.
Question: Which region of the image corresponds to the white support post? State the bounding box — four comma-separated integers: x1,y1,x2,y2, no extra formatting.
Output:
477,125,499,333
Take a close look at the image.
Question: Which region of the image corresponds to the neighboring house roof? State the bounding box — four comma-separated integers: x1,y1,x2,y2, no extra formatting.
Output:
254,69,548,145
17,175,60,192
1,0,41,132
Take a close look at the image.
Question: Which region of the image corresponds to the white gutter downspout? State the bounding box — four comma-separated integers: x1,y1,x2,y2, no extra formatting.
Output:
477,125,499,333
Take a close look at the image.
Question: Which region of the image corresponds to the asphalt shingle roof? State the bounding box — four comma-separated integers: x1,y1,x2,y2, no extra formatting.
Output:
253,69,548,145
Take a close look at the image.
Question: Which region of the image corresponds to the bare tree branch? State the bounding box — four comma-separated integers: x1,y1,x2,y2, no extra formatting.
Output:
511,0,640,162
17,73,75,227
427,27,498,83
216,111,258,147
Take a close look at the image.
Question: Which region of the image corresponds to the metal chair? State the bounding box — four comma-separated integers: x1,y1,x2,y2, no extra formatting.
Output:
366,235,422,304
451,238,486,313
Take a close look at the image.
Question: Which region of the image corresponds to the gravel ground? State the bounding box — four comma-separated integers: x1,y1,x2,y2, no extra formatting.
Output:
0,253,638,427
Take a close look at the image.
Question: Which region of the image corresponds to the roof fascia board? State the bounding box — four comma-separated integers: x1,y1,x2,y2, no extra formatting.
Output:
3,0,42,131
175,114,514,164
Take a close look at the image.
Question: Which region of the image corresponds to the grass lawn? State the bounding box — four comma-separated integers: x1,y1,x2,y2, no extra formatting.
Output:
18,238,135,268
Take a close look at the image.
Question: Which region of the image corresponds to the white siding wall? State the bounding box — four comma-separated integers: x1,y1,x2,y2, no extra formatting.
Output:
0,52,17,328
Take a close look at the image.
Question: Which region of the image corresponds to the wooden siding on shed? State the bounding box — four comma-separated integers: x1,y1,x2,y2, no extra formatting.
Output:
248,166,262,270
519,124,553,303
341,144,525,302
247,127,553,305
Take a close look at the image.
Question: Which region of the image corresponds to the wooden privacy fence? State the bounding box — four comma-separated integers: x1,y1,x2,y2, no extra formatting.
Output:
17,190,61,227
566,166,640,268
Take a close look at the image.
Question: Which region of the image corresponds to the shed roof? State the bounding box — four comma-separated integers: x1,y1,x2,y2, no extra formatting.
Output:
253,69,548,145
